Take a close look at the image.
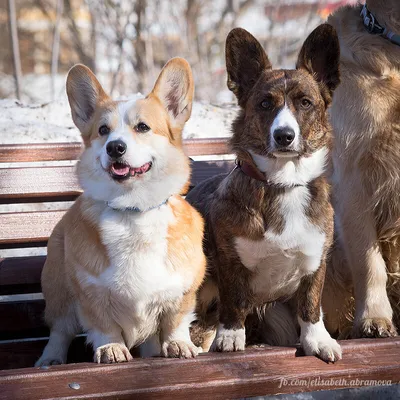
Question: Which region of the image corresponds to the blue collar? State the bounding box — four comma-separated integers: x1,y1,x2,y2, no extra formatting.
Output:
107,197,169,213
361,4,400,47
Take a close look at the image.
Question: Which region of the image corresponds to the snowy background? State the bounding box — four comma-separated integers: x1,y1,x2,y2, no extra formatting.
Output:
0,0,358,144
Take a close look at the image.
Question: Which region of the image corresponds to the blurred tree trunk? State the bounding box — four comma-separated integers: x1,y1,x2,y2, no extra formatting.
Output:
7,0,22,100
64,0,96,72
51,0,63,101
134,0,147,94
186,0,201,59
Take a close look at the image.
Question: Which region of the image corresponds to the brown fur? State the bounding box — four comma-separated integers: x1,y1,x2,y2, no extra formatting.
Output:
324,1,400,338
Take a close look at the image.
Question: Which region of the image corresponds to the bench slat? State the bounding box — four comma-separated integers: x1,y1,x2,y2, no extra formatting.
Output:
1,339,400,400
0,160,234,204
0,166,81,203
0,256,44,295
0,139,230,163
0,143,83,163
0,211,66,249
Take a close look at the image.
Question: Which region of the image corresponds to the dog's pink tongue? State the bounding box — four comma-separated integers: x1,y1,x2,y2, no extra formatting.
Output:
131,162,151,175
112,163,130,176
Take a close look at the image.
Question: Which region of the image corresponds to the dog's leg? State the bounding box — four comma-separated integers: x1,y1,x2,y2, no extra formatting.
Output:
88,329,133,364
322,240,353,337
160,292,200,358
298,260,342,362
337,207,396,338
210,260,252,352
35,315,79,367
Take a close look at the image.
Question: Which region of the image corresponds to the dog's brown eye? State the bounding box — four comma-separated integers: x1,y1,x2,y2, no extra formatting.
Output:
99,125,110,136
301,98,312,109
136,122,150,133
261,100,272,109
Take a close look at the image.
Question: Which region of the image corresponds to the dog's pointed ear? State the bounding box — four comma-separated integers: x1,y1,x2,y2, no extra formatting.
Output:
296,24,340,99
151,57,194,130
66,64,110,134
225,28,272,106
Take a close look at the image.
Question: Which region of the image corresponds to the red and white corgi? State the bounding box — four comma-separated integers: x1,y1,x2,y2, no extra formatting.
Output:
188,25,342,362
35,58,206,366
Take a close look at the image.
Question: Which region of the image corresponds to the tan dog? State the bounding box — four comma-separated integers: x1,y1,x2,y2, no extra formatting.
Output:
323,0,400,338
187,24,342,362
35,58,206,366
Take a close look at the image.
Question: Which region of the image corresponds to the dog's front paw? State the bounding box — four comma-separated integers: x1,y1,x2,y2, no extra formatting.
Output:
94,343,133,364
161,340,200,358
353,318,397,339
211,326,245,352
301,333,342,363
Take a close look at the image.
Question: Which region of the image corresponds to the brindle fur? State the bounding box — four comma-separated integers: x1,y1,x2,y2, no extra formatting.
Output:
188,25,340,352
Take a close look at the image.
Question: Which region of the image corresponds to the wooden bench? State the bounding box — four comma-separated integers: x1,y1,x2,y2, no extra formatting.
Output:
1,138,400,399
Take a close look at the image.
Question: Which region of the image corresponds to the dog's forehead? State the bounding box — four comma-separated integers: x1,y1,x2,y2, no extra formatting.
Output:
260,69,319,96
116,99,140,124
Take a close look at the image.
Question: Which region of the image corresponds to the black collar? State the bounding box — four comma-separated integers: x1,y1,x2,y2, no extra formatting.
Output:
361,3,400,46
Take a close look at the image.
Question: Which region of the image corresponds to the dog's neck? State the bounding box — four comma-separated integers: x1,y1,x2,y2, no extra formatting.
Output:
361,3,400,46
236,158,304,188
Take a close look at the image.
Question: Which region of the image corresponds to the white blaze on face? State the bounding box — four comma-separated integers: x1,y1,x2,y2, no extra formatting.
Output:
100,100,154,171
270,104,300,152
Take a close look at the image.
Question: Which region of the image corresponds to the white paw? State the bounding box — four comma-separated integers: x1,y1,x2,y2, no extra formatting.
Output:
299,317,342,362
161,340,200,358
301,333,342,362
94,343,133,364
210,325,245,352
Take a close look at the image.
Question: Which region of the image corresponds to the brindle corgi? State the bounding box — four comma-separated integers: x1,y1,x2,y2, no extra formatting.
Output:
187,25,342,362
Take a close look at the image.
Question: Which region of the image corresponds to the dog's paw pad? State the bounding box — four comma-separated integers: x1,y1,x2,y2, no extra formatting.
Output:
161,340,199,358
211,327,245,352
354,318,397,339
94,343,133,364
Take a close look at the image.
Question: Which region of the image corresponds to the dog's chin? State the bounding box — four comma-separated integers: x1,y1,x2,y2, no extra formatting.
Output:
106,160,153,182
271,150,300,159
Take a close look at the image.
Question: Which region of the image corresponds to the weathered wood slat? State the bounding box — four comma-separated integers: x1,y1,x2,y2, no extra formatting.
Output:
0,256,45,295
1,338,399,400
0,166,81,203
0,300,47,340
0,211,66,249
0,160,234,204
0,138,230,163
0,142,83,163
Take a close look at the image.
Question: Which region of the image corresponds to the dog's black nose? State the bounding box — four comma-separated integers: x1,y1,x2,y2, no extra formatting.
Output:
106,140,127,158
273,128,295,147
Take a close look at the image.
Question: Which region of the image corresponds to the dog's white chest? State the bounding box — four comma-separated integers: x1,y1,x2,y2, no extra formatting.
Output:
235,187,325,301
80,205,185,344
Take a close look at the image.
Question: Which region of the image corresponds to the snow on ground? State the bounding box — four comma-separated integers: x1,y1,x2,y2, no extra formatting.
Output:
0,95,237,144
